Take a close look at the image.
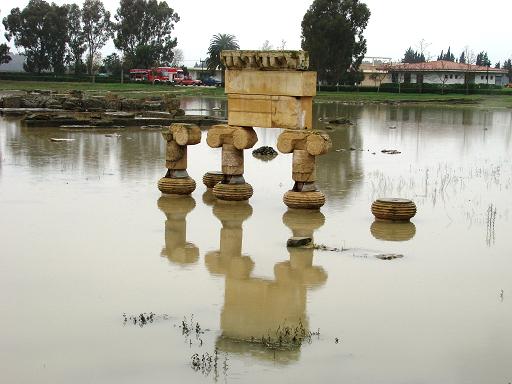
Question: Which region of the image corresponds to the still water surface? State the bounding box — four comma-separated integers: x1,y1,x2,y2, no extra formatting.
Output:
1,99,511,383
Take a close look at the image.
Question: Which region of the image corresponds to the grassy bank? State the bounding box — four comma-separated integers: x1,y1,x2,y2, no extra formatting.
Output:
316,91,512,109
0,80,510,108
0,80,225,98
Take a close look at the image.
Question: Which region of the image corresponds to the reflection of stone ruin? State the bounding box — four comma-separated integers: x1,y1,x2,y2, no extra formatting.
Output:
158,50,332,209
157,195,199,265
204,200,327,360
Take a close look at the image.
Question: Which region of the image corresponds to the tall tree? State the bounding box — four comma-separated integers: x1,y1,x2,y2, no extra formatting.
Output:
0,10,12,64
459,51,466,64
3,0,68,73
206,33,239,83
102,52,122,75
114,0,179,68
437,47,455,61
503,59,512,81
0,43,11,64
301,0,370,84
67,4,86,74
476,51,491,66
402,47,425,63
82,0,112,80
46,4,68,73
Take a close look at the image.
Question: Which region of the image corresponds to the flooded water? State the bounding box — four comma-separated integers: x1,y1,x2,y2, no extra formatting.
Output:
1,99,511,383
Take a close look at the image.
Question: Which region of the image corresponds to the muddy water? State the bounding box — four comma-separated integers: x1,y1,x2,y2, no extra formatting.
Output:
1,100,511,383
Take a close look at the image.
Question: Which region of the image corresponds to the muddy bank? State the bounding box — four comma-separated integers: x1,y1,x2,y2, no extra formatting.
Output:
0,89,184,115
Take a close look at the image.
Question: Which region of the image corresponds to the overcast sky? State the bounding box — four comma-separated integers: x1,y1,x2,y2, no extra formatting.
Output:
1,0,511,65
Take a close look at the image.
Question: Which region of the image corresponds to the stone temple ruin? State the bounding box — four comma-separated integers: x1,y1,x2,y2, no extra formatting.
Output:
158,50,332,209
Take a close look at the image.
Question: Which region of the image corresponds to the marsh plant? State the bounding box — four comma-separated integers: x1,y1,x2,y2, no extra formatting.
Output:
253,321,320,351
191,348,228,380
122,312,170,327
486,203,497,246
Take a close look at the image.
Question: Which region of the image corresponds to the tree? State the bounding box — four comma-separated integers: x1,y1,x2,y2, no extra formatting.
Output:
0,10,12,64
45,4,68,73
67,4,86,74
301,0,370,84
82,0,112,81
0,43,11,64
402,47,425,63
206,33,239,83
503,59,512,82
114,0,179,68
437,46,455,61
495,61,500,69
459,51,466,64
476,51,491,67
102,52,122,75
3,0,68,73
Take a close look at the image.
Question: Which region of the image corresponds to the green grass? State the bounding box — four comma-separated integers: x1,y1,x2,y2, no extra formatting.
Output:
0,80,510,108
316,91,512,109
0,80,225,98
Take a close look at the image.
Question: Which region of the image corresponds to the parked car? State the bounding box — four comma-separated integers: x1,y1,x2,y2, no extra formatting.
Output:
202,77,222,87
176,76,202,86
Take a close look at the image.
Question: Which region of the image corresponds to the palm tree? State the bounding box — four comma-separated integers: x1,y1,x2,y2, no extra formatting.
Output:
206,33,239,84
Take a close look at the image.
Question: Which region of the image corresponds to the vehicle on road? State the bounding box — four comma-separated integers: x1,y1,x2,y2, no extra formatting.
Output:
201,77,222,87
175,76,202,86
129,67,183,84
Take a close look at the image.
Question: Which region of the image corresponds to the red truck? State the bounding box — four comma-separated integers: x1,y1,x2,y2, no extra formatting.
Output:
129,67,184,84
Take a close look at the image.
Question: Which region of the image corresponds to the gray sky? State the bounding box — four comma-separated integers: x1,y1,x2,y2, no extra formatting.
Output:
1,0,511,65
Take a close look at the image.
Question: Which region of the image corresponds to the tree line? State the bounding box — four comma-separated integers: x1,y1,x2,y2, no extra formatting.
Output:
2,0,372,86
2,0,179,80
402,45,509,68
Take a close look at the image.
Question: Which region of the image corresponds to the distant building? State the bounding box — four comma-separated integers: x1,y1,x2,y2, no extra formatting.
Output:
187,67,222,81
0,53,26,72
382,60,509,86
359,57,393,87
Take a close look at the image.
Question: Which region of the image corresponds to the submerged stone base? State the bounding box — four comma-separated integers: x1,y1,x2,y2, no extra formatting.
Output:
158,177,196,195
213,182,253,201
283,190,325,210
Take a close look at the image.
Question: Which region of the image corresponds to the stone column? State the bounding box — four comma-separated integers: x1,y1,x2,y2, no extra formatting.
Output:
206,124,258,201
158,123,201,195
277,130,332,209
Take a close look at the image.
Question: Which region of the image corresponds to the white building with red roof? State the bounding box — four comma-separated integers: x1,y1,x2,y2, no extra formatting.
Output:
381,60,509,86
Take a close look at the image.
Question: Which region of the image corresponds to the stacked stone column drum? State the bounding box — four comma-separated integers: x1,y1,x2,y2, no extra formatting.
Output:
371,198,417,221
158,123,202,195
158,50,332,209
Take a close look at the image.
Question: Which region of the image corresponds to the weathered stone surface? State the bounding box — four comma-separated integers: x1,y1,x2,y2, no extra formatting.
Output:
207,124,258,150
228,94,313,129
3,96,22,108
292,149,316,182
202,171,224,188
371,198,417,221
222,144,244,175
277,130,331,155
221,50,309,70
283,190,326,210
158,177,196,195
213,182,253,201
225,70,316,96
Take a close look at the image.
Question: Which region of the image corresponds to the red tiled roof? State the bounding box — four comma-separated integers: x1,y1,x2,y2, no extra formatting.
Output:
383,60,507,73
